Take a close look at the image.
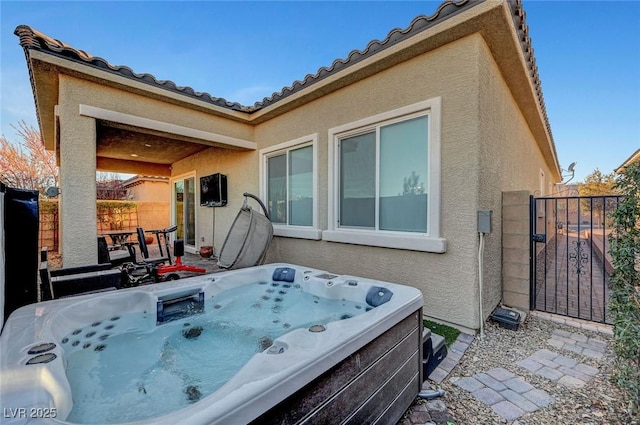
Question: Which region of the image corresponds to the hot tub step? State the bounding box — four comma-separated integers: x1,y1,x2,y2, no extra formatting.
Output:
422,329,447,381
431,333,445,353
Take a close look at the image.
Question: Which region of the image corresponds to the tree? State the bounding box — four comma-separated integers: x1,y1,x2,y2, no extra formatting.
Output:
96,172,127,200
578,168,620,227
578,168,617,196
0,121,58,194
608,161,640,414
402,171,425,196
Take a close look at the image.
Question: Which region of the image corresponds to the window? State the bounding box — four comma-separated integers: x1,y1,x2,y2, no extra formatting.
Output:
325,98,445,252
260,134,320,240
339,116,428,232
267,146,313,225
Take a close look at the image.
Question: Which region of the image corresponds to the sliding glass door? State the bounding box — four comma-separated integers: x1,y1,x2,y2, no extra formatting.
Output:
173,174,196,250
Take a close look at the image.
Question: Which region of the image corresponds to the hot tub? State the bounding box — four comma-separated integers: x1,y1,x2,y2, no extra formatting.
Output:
1,263,424,424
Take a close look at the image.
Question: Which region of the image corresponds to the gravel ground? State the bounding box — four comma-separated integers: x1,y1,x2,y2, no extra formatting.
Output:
402,316,638,425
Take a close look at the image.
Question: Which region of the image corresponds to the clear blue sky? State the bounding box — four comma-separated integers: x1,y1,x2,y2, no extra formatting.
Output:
1,1,639,183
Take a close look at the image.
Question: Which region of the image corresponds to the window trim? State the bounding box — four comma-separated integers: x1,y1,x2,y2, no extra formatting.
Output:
259,133,321,240
324,98,446,253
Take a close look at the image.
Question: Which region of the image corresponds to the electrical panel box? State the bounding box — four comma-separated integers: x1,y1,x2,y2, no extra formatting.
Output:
477,210,492,233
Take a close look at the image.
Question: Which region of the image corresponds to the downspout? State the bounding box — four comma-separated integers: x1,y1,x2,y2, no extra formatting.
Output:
478,232,486,339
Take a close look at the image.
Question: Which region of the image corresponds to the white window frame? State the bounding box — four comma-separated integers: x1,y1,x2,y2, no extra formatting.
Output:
259,133,321,240
324,98,446,253
170,171,197,254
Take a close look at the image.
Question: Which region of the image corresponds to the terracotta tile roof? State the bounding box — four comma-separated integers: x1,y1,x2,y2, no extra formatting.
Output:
13,0,555,155
253,0,478,109
508,0,556,159
14,0,479,113
13,25,252,112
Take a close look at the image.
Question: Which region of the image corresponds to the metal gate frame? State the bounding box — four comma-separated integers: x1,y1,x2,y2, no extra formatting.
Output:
529,195,622,324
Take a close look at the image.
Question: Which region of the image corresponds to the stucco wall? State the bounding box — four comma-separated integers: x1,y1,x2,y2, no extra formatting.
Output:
171,147,259,252
52,33,557,329
167,36,487,329
58,77,98,266
54,75,256,264
477,38,557,315
127,181,170,202
249,35,485,329
59,76,255,144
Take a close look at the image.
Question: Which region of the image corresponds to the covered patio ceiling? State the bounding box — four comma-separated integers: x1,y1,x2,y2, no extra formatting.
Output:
95,122,211,176
75,104,257,176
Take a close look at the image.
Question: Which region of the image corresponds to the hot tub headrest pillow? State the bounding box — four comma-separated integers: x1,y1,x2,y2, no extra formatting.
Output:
366,286,393,307
273,267,296,282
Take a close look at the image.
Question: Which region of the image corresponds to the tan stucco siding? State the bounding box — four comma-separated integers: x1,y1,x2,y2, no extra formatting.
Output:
246,35,486,329
171,147,258,250
127,181,169,202
55,75,256,264
58,75,255,144
477,38,557,314
58,77,99,266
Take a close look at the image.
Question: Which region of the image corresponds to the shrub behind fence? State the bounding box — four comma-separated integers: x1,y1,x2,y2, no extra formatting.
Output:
39,200,169,253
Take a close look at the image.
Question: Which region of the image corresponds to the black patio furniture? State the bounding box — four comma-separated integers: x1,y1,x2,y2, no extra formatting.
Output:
39,247,121,300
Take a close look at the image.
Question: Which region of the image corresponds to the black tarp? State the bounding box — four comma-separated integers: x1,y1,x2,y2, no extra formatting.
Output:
2,185,39,322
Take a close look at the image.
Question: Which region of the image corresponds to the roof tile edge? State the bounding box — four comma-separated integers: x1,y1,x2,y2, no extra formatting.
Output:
14,25,251,113
13,0,477,114
14,0,554,154
506,0,559,172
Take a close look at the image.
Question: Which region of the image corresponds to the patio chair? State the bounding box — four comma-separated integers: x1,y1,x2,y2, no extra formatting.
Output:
97,235,136,267
39,247,121,300
217,193,273,269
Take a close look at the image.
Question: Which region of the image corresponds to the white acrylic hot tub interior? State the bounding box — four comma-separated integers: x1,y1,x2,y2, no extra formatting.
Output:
0,263,423,425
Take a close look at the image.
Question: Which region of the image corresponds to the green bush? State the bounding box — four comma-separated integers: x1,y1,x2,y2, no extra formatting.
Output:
39,199,59,214
609,162,640,414
97,200,137,230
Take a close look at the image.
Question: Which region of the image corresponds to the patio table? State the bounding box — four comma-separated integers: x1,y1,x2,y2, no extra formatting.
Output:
100,230,135,248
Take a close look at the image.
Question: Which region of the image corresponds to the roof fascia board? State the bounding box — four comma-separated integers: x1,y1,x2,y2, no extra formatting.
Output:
616,148,640,173
28,50,251,123
26,55,59,150
123,176,169,187
79,104,256,150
